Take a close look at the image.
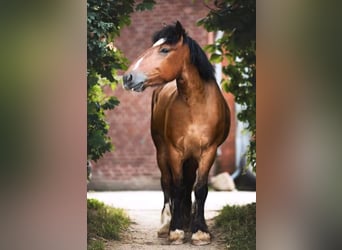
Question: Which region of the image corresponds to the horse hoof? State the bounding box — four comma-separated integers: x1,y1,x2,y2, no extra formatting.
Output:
191,230,211,246
157,223,169,238
169,229,184,245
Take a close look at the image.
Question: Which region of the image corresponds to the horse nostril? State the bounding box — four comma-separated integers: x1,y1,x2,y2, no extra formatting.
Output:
123,73,133,83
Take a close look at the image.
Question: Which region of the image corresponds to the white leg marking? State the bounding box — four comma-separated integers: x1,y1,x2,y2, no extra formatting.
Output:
158,203,171,238
161,203,171,224
158,223,170,238
169,229,185,245
191,230,211,246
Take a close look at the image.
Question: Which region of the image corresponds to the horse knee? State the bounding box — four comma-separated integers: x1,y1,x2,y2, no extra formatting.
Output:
172,179,185,199
194,182,208,202
161,177,171,190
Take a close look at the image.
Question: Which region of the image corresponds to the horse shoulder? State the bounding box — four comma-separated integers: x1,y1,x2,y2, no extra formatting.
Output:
194,83,230,146
151,82,178,139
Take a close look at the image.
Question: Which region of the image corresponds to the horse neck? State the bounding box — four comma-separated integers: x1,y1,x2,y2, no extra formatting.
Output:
176,63,208,105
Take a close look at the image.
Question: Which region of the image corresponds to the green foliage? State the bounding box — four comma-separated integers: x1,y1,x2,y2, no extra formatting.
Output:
87,240,104,250
135,0,156,11
87,198,131,248
215,203,256,249
87,0,155,161
198,0,256,169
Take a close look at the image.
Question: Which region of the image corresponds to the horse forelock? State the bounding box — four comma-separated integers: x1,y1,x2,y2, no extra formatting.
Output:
152,23,185,45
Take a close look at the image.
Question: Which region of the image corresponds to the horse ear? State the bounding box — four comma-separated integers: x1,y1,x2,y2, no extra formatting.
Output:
175,21,185,38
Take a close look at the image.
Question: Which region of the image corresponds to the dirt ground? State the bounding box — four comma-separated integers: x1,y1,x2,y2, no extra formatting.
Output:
105,210,227,250
87,191,256,249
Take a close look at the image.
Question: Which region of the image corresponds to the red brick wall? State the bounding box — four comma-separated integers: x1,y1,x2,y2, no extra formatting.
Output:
88,0,236,190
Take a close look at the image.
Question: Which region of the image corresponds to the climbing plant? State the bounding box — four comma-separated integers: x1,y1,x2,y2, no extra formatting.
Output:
87,0,155,161
198,0,256,169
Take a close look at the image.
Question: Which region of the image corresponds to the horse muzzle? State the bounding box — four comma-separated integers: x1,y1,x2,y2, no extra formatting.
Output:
123,71,147,92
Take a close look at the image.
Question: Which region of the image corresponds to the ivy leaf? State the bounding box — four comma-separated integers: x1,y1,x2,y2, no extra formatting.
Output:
203,44,216,53
102,97,120,110
87,0,155,162
136,0,155,11
198,0,256,169
210,53,223,63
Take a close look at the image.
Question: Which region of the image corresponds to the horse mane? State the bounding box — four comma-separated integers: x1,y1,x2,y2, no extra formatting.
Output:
152,22,216,81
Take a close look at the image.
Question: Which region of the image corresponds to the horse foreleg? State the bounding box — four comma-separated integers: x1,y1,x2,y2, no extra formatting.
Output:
158,176,172,238
168,149,185,245
157,153,172,238
169,180,185,245
191,147,217,246
191,181,210,245
161,181,172,224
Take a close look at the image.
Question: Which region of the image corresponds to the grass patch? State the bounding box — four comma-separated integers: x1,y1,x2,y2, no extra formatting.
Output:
215,203,256,249
87,198,131,250
87,240,105,250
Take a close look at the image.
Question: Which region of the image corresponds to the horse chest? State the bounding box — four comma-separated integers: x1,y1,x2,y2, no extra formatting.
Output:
178,126,212,158
166,112,217,156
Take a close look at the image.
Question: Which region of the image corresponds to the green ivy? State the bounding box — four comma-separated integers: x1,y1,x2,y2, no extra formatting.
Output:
87,0,155,161
198,0,256,170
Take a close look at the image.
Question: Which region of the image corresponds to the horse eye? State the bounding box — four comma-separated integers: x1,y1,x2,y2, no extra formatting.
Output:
160,48,170,54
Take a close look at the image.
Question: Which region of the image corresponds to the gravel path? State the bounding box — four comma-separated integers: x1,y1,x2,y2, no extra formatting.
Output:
87,191,256,249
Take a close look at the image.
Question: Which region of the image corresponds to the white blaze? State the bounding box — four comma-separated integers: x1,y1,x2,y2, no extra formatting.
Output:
153,38,166,47
132,38,166,72
132,57,144,70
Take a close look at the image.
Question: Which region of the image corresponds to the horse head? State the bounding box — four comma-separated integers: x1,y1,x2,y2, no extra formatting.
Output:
123,21,189,92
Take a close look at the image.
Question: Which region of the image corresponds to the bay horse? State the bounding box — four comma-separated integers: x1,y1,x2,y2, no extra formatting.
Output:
123,21,230,245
